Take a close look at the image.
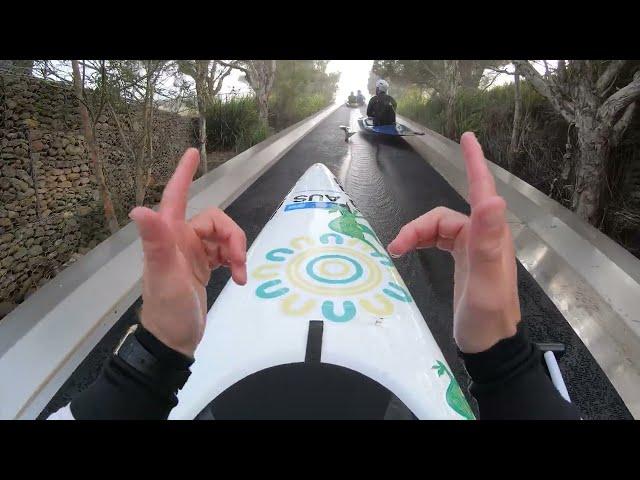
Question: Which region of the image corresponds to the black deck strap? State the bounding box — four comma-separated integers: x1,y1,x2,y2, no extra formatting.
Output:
305,320,324,364
535,342,566,356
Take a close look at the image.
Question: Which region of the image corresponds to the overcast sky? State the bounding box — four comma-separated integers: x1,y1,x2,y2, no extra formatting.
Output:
327,60,374,100
220,60,556,100
219,60,375,99
43,60,557,102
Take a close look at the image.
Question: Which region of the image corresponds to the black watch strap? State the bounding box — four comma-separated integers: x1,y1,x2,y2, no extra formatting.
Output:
115,326,191,388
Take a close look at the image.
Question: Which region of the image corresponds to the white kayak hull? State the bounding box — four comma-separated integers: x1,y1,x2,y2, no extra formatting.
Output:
170,164,474,420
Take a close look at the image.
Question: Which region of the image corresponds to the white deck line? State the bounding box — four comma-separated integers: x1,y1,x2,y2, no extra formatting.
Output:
399,114,640,418
0,102,341,420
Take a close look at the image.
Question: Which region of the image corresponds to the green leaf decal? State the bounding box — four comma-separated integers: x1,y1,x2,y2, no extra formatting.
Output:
328,204,383,255
432,361,475,420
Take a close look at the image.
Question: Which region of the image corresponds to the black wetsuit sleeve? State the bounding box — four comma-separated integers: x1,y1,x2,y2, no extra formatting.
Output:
460,324,581,419
366,97,376,117
69,325,194,420
390,96,397,110
66,321,580,419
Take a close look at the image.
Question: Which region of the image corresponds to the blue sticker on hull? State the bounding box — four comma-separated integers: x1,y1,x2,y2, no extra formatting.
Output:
284,202,338,211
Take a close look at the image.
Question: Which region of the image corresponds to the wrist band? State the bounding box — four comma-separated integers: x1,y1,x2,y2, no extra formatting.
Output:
115,325,191,389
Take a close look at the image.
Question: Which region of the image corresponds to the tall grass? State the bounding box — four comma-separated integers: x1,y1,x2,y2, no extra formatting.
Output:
397,82,568,197
205,92,332,152
292,93,331,121
205,96,268,152
270,92,332,131
397,88,443,131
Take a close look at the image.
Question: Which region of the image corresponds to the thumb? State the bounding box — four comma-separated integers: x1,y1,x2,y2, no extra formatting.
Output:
130,207,177,271
468,196,507,268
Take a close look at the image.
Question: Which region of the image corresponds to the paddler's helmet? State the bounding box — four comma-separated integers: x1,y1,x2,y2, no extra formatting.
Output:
376,79,389,93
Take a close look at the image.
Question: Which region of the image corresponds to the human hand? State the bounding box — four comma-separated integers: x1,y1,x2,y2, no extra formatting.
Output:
387,132,520,353
129,148,247,357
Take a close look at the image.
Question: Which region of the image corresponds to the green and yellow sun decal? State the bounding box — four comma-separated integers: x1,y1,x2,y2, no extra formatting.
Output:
252,205,413,322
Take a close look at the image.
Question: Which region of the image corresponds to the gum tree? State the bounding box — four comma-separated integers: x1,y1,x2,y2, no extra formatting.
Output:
71,60,120,233
177,61,233,174
104,60,180,206
514,60,640,224
221,60,277,125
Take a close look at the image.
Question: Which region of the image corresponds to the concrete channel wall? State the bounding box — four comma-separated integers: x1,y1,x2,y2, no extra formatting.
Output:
399,114,640,418
0,103,341,420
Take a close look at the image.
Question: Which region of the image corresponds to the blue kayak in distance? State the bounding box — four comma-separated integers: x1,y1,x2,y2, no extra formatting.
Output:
358,117,424,136
339,117,425,142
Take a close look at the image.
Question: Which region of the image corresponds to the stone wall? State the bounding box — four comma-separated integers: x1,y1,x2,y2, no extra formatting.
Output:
0,73,196,313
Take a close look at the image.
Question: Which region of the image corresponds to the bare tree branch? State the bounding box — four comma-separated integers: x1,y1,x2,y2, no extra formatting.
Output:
107,100,136,160
71,59,120,233
41,61,73,84
480,70,502,91
219,60,246,75
557,60,567,84
513,60,575,123
209,65,232,97
611,101,637,146
93,60,108,126
486,67,513,75
596,60,627,96
598,70,640,128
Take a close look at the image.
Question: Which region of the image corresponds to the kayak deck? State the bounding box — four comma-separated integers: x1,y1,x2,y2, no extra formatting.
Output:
170,162,471,420
195,356,416,420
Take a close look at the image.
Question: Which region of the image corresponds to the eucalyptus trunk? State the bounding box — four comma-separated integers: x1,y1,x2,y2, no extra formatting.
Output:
134,160,147,207
71,60,120,234
195,61,209,175
257,91,270,125
513,60,640,226
572,115,609,223
509,72,522,169
443,60,460,139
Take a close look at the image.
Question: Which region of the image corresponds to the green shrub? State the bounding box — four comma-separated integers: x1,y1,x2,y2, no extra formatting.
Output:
294,92,331,120
204,61,337,151
205,96,267,152
396,81,570,199
269,60,338,131
236,119,269,152
270,92,332,131
397,87,443,132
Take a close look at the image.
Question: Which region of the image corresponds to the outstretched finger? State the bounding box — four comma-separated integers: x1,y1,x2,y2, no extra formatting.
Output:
460,132,497,208
159,148,200,222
